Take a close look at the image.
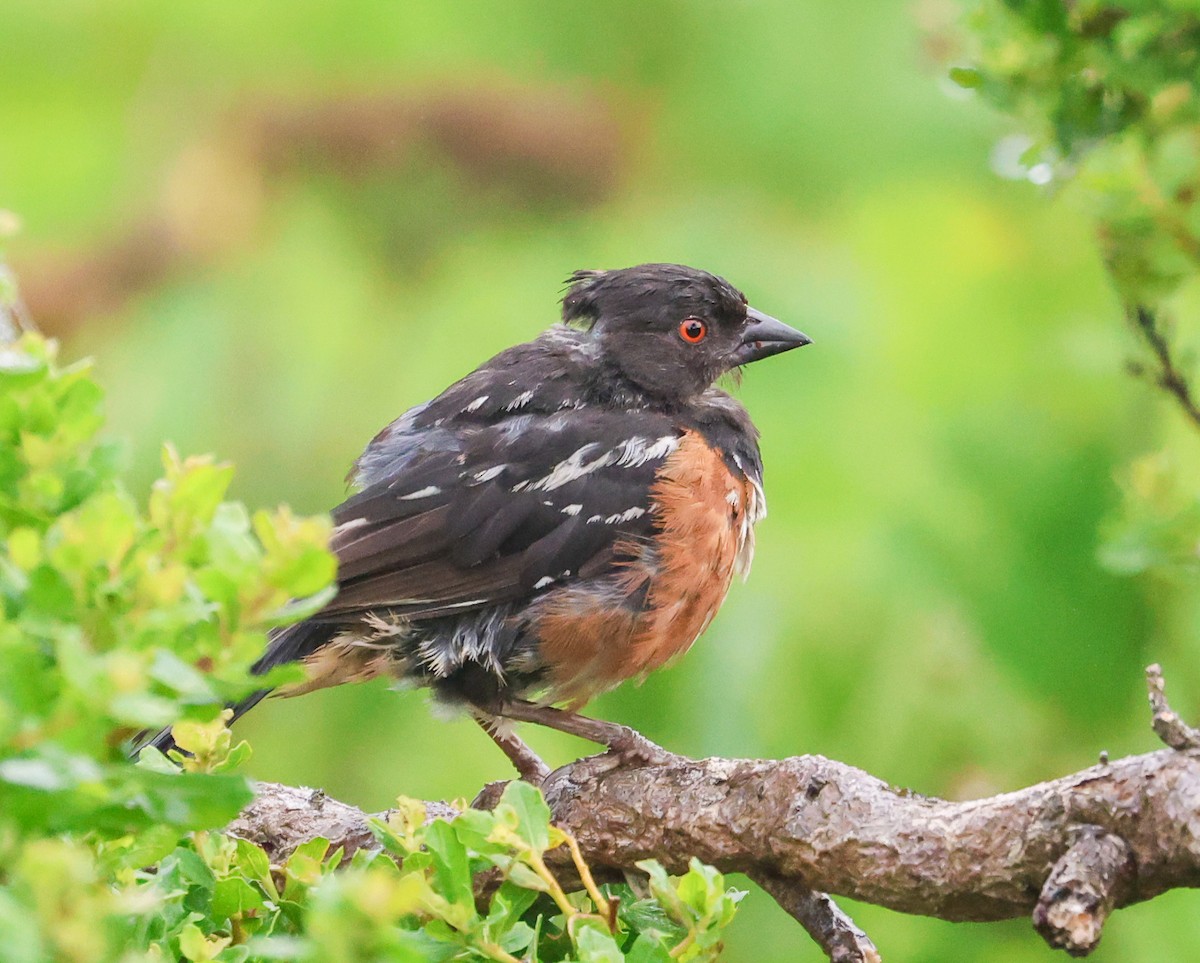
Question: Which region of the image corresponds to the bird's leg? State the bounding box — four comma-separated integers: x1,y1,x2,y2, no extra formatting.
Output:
471,710,551,784
497,699,680,767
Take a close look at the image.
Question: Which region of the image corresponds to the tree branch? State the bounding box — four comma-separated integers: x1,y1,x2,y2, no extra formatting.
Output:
228,667,1200,960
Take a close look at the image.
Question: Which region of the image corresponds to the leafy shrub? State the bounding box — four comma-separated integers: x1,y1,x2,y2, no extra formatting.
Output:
954,0,1200,303
950,2,1200,580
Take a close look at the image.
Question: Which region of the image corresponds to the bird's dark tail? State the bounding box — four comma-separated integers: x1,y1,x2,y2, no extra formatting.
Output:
129,620,336,759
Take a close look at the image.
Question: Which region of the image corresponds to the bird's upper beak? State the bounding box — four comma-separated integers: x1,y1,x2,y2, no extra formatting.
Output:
735,306,812,365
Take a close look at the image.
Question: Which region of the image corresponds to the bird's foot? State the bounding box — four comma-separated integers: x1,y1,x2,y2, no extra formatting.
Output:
600,723,679,769
472,711,552,785
562,726,682,783
496,700,682,772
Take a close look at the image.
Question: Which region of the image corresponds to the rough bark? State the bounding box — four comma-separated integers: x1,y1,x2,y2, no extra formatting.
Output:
227,666,1200,959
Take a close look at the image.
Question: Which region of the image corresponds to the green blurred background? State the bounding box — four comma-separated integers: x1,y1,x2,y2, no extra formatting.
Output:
3,0,1197,958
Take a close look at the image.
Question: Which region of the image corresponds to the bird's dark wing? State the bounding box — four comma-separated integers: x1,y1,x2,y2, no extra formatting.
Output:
316,407,681,622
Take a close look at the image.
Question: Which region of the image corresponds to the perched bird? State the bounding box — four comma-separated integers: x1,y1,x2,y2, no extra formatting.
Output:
140,263,809,779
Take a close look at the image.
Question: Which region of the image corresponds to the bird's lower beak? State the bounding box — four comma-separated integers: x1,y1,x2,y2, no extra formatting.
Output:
735,306,812,365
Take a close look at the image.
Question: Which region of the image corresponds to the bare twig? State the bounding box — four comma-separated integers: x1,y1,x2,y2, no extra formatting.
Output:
1146,662,1200,750
752,874,881,963
1032,827,1132,957
1129,305,1200,430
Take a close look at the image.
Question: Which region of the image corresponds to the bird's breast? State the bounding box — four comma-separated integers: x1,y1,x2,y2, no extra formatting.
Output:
530,430,762,706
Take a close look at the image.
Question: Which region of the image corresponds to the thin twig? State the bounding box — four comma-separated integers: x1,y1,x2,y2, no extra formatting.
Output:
1146,662,1200,750
752,874,881,963
1129,305,1200,430
562,830,612,927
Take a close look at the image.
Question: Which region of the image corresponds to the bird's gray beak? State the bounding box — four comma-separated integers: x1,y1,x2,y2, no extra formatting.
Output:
735,306,812,365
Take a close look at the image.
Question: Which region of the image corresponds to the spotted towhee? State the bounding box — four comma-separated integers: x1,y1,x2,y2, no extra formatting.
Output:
141,263,809,779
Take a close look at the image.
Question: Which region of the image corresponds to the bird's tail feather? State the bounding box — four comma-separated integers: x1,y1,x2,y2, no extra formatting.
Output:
129,620,337,760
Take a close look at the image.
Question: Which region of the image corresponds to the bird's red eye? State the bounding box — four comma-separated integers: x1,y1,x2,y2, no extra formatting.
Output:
679,318,707,343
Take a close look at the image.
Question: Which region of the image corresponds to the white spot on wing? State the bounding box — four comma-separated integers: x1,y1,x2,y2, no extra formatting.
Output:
513,435,679,493
464,395,489,412
586,506,646,525
400,485,441,500
561,503,583,516
512,443,610,492
504,389,534,411
473,465,505,483
614,434,679,468
533,575,555,589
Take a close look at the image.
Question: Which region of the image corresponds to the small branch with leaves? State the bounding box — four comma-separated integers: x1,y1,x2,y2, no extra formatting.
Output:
229,665,1200,961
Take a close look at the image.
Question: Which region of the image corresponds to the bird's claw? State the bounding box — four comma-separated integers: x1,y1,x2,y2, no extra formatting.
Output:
603,725,681,768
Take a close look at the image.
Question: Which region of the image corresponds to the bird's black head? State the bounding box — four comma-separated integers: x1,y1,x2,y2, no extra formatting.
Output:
561,263,810,400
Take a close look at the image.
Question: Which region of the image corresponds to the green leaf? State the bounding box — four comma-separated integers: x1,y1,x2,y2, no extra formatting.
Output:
497,779,552,853
0,750,100,791
625,933,673,963
234,837,277,899
212,876,267,921
423,819,476,920
948,66,981,89
134,746,181,774
261,584,338,627
574,921,626,963
635,860,675,908
158,847,218,902
213,739,253,774
450,805,504,856
49,488,138,571
109,692,180,728
0,886,47,963
117,769,255,832
675,860,722,915
179,922,230,962
285,836,331,889
23,564,74,619
618,895,686,946
149,650,220,703
97,825,181,873
487,881,540,929
499,920,536,954
165,455,235,528
506,861,552,893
